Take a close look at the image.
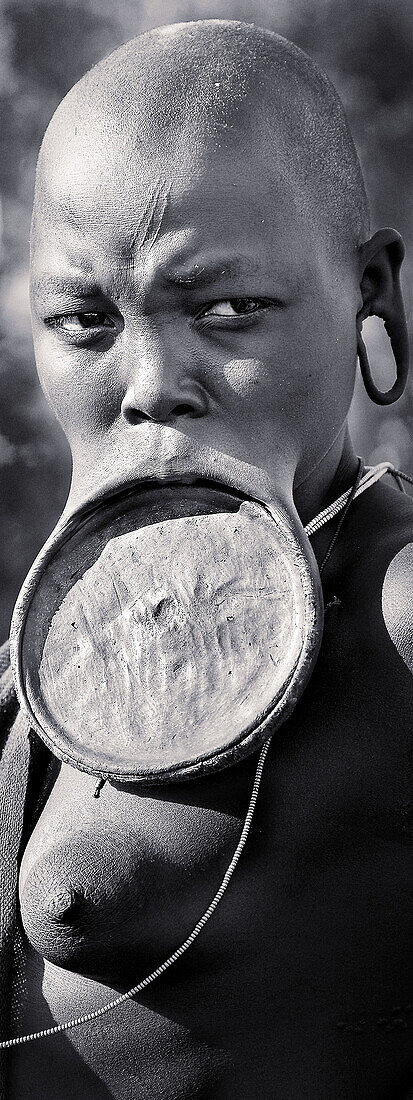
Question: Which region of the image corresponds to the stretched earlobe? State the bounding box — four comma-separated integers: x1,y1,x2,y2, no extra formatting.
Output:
357,228,410,405
357,327,409,406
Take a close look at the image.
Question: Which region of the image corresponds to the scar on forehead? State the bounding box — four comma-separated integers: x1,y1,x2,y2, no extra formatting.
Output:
128,176,171,257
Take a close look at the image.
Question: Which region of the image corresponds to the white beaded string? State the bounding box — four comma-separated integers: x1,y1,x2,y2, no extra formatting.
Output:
0,737,272,1049
305,461,410,537
2,460,409,1050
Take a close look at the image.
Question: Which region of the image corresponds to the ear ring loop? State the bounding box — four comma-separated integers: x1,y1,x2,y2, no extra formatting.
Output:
357,329,408,406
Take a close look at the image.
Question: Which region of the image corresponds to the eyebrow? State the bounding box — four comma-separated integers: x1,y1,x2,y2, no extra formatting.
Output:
31,274,101,299
31,255,267,302
162,256,263,290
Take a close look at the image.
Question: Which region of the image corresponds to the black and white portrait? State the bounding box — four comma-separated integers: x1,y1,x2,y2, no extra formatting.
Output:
0,3,412,1097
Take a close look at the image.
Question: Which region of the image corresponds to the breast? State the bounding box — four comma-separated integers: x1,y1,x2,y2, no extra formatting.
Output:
18,757,250,985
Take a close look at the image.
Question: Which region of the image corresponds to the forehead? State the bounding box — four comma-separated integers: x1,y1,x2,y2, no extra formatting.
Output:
31,122,323,291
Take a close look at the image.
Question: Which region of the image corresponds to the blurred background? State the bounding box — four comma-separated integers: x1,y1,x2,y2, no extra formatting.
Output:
0,0,412,638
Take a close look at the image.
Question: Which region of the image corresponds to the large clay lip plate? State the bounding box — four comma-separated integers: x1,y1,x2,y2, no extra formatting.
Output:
10,480,323,784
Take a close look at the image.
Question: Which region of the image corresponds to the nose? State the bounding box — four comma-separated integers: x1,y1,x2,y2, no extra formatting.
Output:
120,337,208,425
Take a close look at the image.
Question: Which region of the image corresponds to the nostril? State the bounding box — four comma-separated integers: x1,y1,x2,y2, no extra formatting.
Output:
122,408,153,425
122,401,203,425
171,402,199,418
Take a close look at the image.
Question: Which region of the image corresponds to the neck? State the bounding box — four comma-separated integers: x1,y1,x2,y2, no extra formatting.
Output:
293,425,359,528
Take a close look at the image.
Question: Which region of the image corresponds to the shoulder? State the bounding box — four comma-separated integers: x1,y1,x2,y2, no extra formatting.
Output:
382,537,413,676
337,478,413,675
349,475,413,562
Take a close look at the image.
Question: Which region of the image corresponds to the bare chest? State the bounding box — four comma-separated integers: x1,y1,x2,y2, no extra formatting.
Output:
10,671,413,1099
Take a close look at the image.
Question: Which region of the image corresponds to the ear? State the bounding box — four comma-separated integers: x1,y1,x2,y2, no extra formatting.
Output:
357,228,409,399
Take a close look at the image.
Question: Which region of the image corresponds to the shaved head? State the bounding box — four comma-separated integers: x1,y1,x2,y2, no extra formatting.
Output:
34,20,369,257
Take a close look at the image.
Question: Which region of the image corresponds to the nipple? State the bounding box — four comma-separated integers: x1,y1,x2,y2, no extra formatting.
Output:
19,853,90,967
43,885,85,922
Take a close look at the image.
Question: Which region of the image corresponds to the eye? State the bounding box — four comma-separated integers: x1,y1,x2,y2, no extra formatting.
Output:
45,312,117,340
200,298,269,319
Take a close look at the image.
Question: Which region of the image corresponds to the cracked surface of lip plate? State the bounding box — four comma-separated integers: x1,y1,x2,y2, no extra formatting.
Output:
11,480,323,783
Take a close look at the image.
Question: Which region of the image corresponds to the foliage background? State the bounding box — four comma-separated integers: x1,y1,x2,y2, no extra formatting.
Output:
0,0,412,637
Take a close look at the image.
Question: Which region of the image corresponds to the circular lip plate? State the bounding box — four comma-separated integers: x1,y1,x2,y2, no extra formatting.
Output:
11,480,324,785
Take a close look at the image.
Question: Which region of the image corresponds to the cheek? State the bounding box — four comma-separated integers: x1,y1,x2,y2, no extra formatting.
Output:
221,357,276,398
283,297,357,431
33,330,122,436
218,305,356,468
220,350,317,427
